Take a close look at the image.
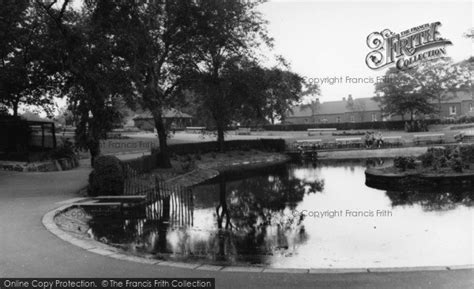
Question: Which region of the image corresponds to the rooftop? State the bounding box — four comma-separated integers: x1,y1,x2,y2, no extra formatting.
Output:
133,108,192,120
289,90,473,118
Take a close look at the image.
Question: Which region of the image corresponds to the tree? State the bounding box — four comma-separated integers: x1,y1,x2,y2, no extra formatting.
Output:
374,67,436,122
189,56,266,130
409,58,471,113
298,82,321,123
0,1,58,116
375,58,471,123
107,0,199,168
262,66,309,124
37,0,134,164
188,0,272,151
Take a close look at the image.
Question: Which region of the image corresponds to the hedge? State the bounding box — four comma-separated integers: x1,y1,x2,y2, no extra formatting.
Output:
260,120,441,131
121,138,286,173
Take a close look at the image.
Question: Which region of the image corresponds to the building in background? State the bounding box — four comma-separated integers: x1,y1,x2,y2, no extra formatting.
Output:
286,92,473,124
133,109,193,131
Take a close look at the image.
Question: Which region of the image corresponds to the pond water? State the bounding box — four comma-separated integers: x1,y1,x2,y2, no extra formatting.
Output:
89,160,474,268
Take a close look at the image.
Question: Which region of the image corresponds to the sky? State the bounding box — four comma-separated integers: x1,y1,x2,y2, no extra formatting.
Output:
258,0,473,103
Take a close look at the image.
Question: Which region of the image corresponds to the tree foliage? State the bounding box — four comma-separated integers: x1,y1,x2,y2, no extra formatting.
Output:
106,0,199,167
36,0,134,162
0,0,58,116
374,58,470,121
187,0,273,151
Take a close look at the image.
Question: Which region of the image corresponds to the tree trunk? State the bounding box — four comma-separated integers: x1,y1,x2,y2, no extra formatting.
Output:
152,110,171,168
217,125,225,152
89,139,100,167
12,101,19,117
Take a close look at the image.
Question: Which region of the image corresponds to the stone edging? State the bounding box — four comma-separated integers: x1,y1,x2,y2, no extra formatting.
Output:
42,199,474,274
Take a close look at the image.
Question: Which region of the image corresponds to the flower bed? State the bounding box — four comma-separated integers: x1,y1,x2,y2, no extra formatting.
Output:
365,144,474,190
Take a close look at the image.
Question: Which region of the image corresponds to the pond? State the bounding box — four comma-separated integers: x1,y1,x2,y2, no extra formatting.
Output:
89,160,473,268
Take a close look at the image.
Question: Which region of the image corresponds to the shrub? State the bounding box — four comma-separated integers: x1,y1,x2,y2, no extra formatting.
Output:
447,147,463,172
394,156,416,171
419,151,434,167
432,155,448,170
50,139,77,159
448,157,463,172
460,145,474,163
417,145,473,172
180,154,195,172
88,155,124,196
194,151,202,160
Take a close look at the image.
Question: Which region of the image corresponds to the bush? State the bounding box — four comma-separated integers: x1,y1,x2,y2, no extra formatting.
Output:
122,153,157,173
50,139,77,159
459,145,474,163
88,155,124,196
417,145,474,172
394,156,416,171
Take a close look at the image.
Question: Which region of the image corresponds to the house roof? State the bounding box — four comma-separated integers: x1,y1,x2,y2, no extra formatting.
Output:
288,91,473,118
439,90,472,103
133,108,192,120
288,97,381,117
288,105,313,118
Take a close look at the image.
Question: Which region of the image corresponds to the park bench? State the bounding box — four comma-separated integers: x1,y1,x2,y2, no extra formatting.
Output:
382,136,403,147
106,132,122,139
295,139,322,150
236,127,251,135
185,126,206,133
308,128,337,136
335,137,363,148
413,133,444,145
455,130,474,142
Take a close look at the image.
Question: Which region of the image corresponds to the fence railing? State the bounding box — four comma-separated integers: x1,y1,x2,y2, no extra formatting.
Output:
122,164,193,228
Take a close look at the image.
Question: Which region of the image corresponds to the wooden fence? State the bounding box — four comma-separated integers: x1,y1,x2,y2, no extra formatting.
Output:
122,164,194,228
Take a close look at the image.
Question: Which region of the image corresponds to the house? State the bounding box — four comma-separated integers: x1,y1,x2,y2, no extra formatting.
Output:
436,91,474,119
286,91,473,124
286,95,383,124
133,109,193,131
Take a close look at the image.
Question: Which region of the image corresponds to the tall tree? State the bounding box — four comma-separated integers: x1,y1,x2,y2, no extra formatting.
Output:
110,0,198,167
409,58,471,112
37,0,133,164
262,67,308,124
189,0,272,151
375,58,471,122
374,67,436,121
0,1,57,116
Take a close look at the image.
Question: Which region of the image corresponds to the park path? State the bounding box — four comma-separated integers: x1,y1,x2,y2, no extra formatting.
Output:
0,159,472,289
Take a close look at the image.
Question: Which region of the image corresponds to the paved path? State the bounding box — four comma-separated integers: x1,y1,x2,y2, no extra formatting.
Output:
0,161,473,289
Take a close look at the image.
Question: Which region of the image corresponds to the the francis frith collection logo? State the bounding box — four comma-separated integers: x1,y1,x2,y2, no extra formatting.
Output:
365,22,452,70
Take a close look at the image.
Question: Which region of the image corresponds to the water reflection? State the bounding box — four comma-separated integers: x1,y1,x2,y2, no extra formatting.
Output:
88,160,473,268
386,190,474,211
206,167,324,262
